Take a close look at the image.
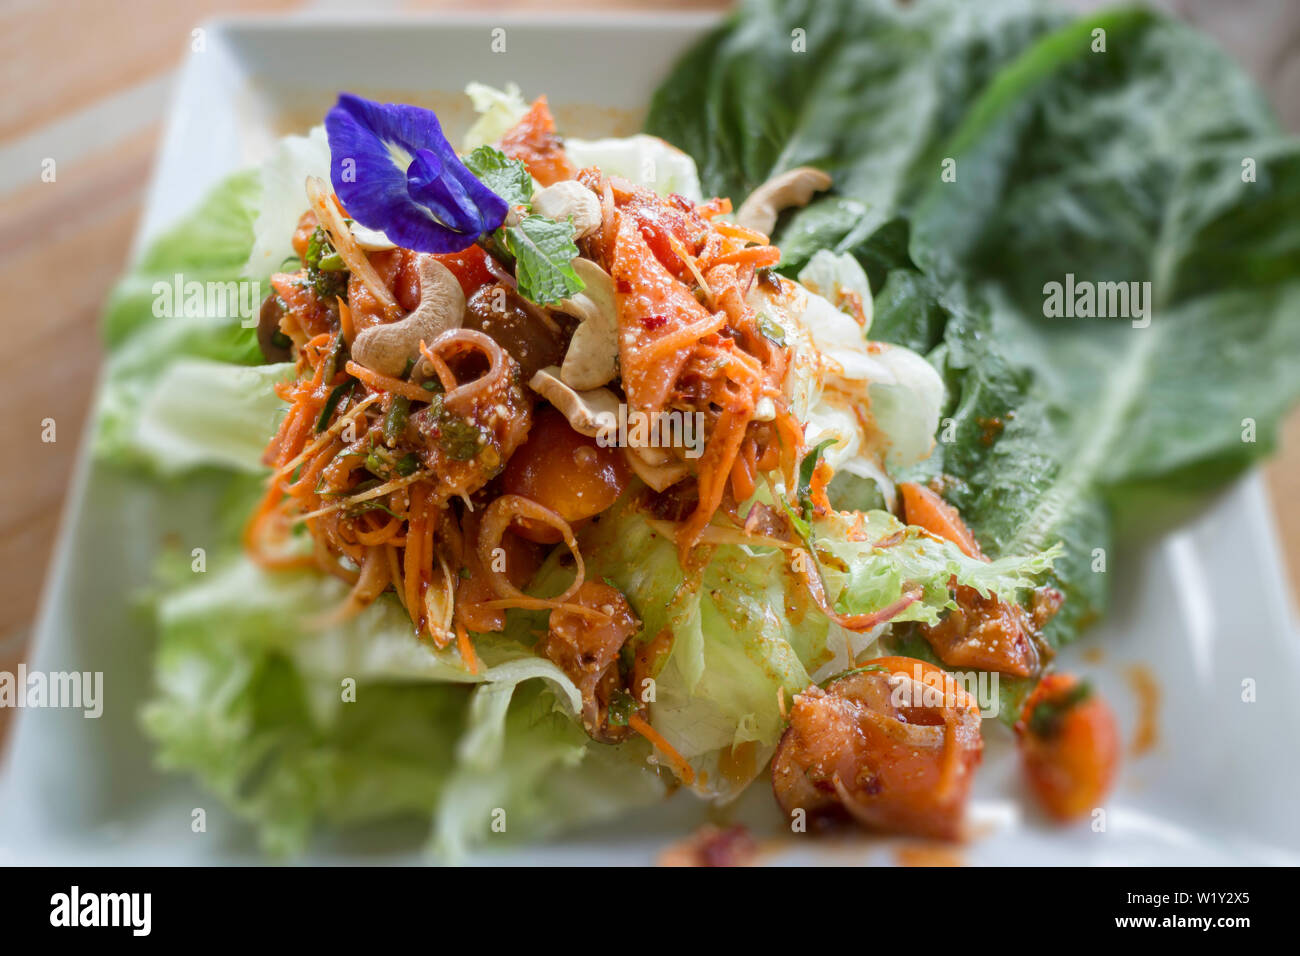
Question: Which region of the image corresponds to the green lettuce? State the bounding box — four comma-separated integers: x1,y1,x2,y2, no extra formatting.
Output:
529,498,1057,798
98,173,667,858
142,554,666,857
646,0,1300,657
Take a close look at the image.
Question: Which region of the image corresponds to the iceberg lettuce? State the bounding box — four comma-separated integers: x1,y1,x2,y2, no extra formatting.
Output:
530,497,1057,800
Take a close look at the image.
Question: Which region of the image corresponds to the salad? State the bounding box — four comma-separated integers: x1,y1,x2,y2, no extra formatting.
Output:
97,0,1300,860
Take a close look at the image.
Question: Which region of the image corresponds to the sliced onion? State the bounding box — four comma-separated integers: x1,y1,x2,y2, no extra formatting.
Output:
305,176,400,320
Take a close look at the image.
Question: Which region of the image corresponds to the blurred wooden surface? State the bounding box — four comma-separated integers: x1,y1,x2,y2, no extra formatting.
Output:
0,0,1296,738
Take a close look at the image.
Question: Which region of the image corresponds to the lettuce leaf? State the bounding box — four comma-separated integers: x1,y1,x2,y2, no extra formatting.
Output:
647,0,1300,658
530,497,1056,799
96,170,265,468
141,553,667,857
100,170,666,858
129,360,293,475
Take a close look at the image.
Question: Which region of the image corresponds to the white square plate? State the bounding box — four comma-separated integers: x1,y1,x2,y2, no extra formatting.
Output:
4,14,1299,866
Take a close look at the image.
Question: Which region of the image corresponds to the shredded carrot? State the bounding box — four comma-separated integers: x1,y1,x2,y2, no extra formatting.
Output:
680,401,752,555
628,713,696,785
338,296,355,345
714,220,770,245
354,510,404,546
403,483,426,624
456,621,480,675
418,340,459,392
345,360,435,403
729,440,757,502
641,309,727,366
709,245,781,270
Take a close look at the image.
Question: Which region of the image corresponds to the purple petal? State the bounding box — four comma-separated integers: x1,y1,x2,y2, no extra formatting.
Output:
324,93,507,254
407,148,488,234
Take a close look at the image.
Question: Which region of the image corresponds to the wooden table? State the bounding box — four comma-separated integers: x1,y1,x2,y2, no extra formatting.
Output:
2,0,1298,736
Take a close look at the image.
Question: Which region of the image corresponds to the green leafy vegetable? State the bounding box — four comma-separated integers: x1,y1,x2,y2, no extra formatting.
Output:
1026,680,1093,738
316,379,354,433
525,497,1056,798
383,394,410,444
796,438,837,522
606,688,641,728
648,0,1300,659
463,145,535,209
305,226,349,301
96,168,664,859
504,215,586,305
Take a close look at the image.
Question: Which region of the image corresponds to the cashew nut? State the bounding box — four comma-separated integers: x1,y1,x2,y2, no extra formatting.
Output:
557,259,619,389
528,366,620,439
532,180,602,239
531,364,691,491
623,444,690,492
350,256,466,377
734,167,833,236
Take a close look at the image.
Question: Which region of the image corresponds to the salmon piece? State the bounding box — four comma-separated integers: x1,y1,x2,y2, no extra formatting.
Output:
498,96,576,186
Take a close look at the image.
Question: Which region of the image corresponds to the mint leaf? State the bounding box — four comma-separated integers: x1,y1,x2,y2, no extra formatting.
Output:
504,216,585,305
464,145,533,210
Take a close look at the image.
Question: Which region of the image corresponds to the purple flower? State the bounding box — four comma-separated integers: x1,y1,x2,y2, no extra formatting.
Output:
324,93,507,254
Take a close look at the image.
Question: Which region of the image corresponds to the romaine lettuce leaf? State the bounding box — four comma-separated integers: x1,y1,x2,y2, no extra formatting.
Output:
647,0,1300,658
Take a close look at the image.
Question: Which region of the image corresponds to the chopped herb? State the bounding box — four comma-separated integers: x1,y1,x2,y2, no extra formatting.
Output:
343,499,405,520
383,395,410,444
458,566,472,580
817,664,889,689
1027,681,1093,738
315,379,354,433
319,332,348,384
796,438,837,523
607,688,641,728
393,452,420,477
440,415,487,461
305,226,349,301
364,448,390,478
